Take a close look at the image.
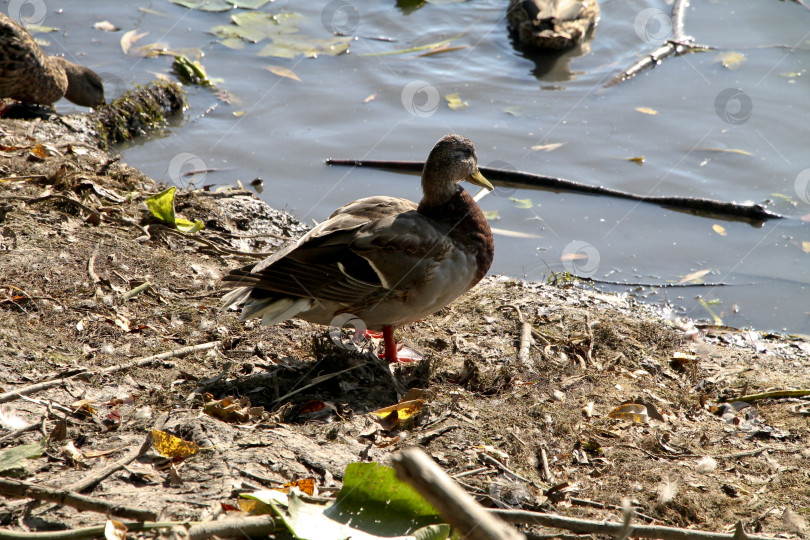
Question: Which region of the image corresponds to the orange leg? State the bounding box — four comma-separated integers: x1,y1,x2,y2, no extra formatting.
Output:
382,325,398,363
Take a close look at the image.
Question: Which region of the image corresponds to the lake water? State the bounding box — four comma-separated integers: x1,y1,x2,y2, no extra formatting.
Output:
15,0,810,335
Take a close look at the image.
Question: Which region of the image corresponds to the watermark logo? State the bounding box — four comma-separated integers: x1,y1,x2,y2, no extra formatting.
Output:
328,313,368,352
97,73,127,102
714,88,752,125
167,152,207,188
561,240,600,278
795,168,810,205
321,0,360,35
633,8,672,44
488,475,531,509
486,160,517,198
401,80,440,118
8,0,47,27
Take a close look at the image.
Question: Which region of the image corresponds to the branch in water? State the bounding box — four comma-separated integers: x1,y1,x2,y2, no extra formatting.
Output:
325,159,785,224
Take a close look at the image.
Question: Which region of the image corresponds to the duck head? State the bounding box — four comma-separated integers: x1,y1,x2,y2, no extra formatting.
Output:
421,134,493,206
53,57,106,108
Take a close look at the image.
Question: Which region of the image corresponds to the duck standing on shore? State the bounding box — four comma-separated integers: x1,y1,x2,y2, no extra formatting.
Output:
0,12,105,108
222,134,495,363
507,0,600,50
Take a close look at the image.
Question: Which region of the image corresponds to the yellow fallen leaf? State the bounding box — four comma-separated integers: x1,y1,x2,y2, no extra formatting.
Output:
636,107,658,115
712,224,727,236
678,268,711,285
445,92,467,110
264,65,301,82
490,227,541,239
531,142,565,152
719,51,746,70
695,147,754,156
803,241,810,254
120,29,149,55
627,156,645,165
151,429,198,459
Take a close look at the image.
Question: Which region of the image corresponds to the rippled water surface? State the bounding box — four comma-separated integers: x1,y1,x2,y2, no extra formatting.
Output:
16,0,810,334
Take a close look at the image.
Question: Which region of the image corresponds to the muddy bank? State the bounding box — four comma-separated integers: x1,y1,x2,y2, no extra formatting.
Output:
1,107,809,538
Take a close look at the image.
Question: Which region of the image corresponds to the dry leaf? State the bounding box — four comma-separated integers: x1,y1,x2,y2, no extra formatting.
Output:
678,269,711,285
531,142,565,152
445,92,467,110
627,156,644,165
712,224,727,236
120,29,149,55
802,241,810,254
94,21,120,32
490,227,542,239
608,403,648,422
104,520,127,540
151,429,199,459
635,107,658,115
264,65,301,82
719,51,746,70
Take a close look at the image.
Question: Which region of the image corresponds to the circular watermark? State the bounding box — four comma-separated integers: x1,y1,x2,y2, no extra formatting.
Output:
561,240,600,278
485,160,517,198
488,475,531,509
97,72,127,102
327,313,368,352
167,152,207,188
795,168,810,205
321,0,360,35
633,8,672,44
8,0,47,27
714,88,753,125
401,80,440,118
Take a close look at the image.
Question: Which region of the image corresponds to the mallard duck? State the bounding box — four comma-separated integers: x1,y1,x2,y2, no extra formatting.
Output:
0,12,105,108
507,0,600,50
222,134,495,363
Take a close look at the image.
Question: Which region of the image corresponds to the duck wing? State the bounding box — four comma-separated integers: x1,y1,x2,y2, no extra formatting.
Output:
0,14,66,104
223,196,441,310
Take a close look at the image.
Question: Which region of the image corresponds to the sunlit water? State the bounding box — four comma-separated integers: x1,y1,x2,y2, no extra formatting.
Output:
15,0,810,335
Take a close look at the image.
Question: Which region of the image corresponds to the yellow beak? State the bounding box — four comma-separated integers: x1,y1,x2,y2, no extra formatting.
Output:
468,168,494,191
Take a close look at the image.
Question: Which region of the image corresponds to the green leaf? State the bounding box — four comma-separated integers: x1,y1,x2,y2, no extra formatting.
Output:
509,197,533,209
176,218,205,233
227,0,273,7
445,92,467,110
172,54,213,86
171,0,232,11
324,462,442,536
146,188,204,233
413,524,451,540
170,0,233,11
145,187,178,225
0,439,47,476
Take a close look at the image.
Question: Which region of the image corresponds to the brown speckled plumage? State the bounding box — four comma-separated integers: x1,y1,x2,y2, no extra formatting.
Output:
507,0,599,50
0,12,104,107
222,134,494,362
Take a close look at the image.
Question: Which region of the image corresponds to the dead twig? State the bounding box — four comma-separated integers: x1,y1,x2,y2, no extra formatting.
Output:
392,448,525,540
492,510,777,540
606,0,714,87
0,478,156,521
0,342,219,404
0,516,277,540
478,452,533,484
325,160,782,224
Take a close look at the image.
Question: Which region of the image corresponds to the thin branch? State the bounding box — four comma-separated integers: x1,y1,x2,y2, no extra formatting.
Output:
492,510,778,540
606,0,714,87
0,342,218,404
325,160,783,224
0,478,156,521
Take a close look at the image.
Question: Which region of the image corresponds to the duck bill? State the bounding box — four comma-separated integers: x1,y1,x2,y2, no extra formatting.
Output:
467,169,494,191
